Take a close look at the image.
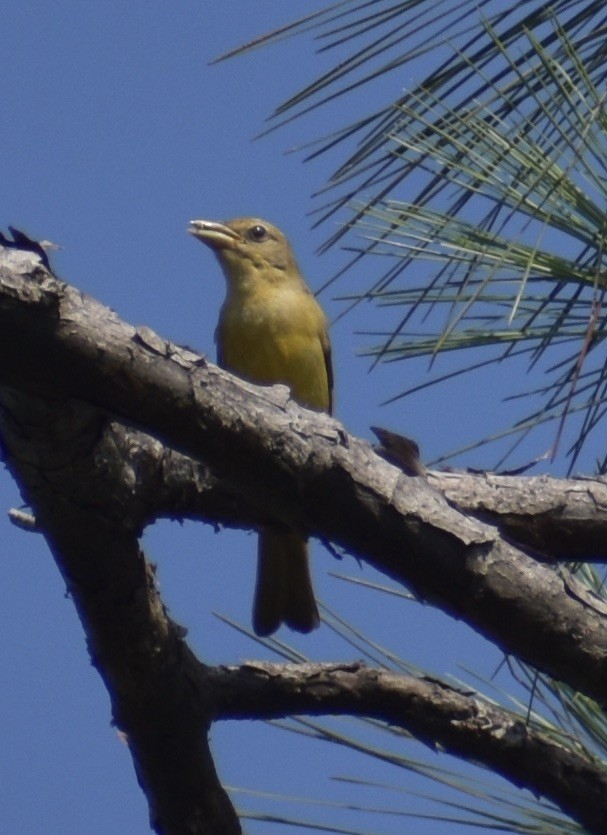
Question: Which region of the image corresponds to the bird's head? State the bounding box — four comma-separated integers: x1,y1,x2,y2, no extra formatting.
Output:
189,217,300,289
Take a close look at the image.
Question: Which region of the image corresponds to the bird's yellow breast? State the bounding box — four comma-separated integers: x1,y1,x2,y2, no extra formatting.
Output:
217,282,330,413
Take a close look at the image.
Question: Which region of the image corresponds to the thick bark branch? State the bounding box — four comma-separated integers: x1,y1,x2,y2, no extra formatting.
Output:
205,661,607,835
2,383,605,832
0,388,240,835
428,469,607,560
1,244,607,707
2,241,607,832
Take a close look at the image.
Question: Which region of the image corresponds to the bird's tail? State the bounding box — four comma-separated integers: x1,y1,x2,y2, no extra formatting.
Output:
253,530,320,636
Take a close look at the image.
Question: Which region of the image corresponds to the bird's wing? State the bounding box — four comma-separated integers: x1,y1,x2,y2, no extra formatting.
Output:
321,329,334,416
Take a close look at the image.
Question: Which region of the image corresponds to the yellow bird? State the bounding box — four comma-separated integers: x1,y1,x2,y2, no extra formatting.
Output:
189,217,333,635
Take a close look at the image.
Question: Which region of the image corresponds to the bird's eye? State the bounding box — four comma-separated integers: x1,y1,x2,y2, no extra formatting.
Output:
248,225,268,241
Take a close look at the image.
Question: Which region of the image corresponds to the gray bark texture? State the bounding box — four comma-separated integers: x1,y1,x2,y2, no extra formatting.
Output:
1,237,607,833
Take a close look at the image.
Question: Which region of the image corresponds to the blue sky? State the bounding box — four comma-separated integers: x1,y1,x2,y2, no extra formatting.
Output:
0,3,568,833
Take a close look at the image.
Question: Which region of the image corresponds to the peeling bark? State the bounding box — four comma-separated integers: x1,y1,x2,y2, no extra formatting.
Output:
2,239,607,833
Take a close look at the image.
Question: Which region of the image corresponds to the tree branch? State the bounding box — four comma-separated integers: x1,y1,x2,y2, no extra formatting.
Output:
428,468,607,560
0,387,241,835
3,238,607,832
1,243,607,707
205,660,607,835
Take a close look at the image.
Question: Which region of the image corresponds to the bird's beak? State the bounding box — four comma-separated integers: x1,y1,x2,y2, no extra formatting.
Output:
188,219,241,250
